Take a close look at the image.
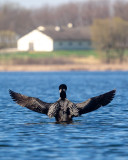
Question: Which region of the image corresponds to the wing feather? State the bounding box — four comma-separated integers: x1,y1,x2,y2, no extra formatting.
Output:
9,90,52,115
76,89,116,115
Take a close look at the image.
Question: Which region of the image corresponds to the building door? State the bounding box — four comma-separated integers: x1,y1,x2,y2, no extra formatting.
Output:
29,42,34,51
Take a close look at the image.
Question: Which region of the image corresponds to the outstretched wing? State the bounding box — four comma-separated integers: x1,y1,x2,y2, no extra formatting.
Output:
9,90,52,115
76,90,116,115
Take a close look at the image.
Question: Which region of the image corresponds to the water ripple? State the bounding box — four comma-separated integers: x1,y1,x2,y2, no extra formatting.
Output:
0,71,128,160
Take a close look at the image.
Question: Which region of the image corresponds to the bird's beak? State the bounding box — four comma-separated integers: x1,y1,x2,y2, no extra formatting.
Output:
59,89,66,93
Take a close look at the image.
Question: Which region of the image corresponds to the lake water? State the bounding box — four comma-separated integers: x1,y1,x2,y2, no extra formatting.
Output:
0,71,128,160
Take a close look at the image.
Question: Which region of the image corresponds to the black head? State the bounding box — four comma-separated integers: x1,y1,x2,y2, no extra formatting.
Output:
59,84,67,91
59,84,67,100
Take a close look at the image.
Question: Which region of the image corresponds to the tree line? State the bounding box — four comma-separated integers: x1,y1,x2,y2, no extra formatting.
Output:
0,0,128,36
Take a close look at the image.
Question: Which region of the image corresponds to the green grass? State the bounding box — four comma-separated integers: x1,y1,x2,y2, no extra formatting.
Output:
0,50,101,65
1,49,128,65
0,50,98,60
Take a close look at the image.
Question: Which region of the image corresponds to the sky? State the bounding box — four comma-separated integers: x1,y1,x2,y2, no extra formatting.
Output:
1,0,122,8
1,0,86,8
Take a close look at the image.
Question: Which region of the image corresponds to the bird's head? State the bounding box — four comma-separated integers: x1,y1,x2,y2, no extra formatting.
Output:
59,84,67,100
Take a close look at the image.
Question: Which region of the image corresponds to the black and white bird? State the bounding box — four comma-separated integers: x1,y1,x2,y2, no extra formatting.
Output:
9,84,116,123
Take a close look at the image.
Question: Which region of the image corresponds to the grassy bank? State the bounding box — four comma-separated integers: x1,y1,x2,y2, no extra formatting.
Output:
0,50,99,65
1,50,128,71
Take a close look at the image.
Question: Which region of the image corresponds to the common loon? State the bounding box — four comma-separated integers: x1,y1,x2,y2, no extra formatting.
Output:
9,84,116,123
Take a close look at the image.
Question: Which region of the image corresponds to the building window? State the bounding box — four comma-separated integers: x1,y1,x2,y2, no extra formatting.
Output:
78,42,82,46
87,41,91,45
69,42,72,46
59,42,63,46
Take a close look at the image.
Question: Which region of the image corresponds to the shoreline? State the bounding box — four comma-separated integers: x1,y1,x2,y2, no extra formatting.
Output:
1,64,128,72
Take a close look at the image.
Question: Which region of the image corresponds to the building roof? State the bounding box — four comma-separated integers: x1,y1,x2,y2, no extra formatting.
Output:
37,26,91,41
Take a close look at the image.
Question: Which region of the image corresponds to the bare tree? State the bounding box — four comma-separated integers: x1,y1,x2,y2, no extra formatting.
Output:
55,3,79,26
0,2,34,36
80,1,110,26
114,0,128,21
31,5,56,27
91,17,128,63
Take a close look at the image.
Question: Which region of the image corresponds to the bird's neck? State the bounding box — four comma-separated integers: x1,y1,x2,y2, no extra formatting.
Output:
60,91,66,100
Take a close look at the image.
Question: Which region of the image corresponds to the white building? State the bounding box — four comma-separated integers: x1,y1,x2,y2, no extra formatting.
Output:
17,25,91,52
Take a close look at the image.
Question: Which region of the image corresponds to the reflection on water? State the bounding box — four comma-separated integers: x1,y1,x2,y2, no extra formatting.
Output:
0,71,128,160
25,120,82,126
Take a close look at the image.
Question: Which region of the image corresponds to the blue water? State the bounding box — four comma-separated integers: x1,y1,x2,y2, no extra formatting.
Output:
0,71,128,160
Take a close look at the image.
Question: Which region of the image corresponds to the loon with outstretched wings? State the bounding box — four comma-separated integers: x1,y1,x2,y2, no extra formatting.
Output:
9,84,116,123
